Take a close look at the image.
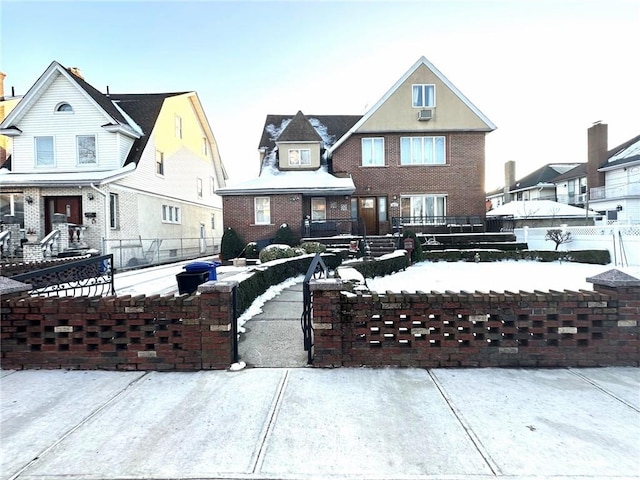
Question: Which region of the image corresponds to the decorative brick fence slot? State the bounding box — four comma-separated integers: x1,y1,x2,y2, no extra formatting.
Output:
311,269,640,368
1,280,238,371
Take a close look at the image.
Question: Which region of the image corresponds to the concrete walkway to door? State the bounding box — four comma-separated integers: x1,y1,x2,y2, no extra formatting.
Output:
238,283,308,368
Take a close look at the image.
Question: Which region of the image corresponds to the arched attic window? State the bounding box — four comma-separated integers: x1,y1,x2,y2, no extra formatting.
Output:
55,102,73,113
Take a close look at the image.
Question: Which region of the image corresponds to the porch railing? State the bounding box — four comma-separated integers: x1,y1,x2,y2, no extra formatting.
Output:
300,217,365,238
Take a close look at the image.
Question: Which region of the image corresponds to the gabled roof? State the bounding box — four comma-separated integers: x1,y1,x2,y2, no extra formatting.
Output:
259,114,361,151
276,111,323,143
328,56,497,153
509,163,581,193
600,134,640,171
551,163,587,183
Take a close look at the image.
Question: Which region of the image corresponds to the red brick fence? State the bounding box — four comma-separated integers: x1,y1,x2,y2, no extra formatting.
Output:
2,269,639,370
310,269,640,368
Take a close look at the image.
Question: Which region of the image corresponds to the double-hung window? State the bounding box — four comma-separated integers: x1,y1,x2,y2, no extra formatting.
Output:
254,197,271,225
77,135,97,165
412,84,435,108
400,136,446,165
401,195,446,223
156,151,164,176
35,136,54,166
197,178,203,198
361,138,384,166
288,149,310,166
311,197,326,221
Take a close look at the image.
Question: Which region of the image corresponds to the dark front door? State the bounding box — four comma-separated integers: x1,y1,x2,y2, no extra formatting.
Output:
45,196,83,234
358,197,378,235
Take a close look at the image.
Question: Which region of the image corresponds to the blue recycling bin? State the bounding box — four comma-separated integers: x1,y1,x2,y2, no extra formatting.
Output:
184,261,220,281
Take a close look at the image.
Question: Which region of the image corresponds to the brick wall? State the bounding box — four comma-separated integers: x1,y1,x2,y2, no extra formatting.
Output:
331,132,486,216
1,281,237,371
311,277,640,368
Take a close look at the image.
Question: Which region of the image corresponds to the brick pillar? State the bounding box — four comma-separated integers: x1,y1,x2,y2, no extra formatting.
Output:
588,269,640,366
198,280,238,369
310,278,351,367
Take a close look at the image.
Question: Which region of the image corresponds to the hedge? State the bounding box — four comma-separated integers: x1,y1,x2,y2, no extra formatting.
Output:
422,249,611,265
345,253,410,279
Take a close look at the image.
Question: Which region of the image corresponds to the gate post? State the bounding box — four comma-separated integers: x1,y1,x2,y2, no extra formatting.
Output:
310,278,351,367
198,280,238,369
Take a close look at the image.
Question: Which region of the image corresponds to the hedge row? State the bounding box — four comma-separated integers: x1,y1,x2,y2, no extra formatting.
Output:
422,249,611,265
346,253,410,279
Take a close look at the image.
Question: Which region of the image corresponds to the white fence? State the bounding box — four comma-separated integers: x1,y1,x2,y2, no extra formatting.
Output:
516,224,640,267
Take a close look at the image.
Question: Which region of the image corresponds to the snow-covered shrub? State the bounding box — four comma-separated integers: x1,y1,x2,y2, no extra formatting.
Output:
274,223,299,247
300,241,326,254
244,242,259,259
221,227,245,261
259,244,297,263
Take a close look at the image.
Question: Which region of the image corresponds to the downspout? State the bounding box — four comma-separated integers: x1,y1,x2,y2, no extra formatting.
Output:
89,183,109,251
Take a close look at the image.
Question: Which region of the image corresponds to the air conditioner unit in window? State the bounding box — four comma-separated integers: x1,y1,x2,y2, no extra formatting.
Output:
418,109,433,121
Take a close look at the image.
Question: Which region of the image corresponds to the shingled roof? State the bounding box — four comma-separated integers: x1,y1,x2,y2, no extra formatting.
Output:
509,163,581,193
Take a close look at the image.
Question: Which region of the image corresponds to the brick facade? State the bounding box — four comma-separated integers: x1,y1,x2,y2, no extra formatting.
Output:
310,277,640,368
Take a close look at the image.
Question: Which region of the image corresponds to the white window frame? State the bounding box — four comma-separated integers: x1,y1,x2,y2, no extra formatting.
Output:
35,136,55,167
412,84,435,108
109,193,119,229
400,195,447,223
156,150,164,176
162,204,181,224
254,196,271,225
361,137,384,167
76,135,97,165
55,102,73,113
197,178,203,198
311,197,326,221
288,148,311,166
175,115,182,139
400,136,446,165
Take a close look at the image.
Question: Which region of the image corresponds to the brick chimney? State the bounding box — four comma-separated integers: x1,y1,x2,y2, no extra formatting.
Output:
503,160,516,203
587,122,607,191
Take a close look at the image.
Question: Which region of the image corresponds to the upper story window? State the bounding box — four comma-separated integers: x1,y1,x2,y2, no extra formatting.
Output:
288,149,310,166
210,176,216,195
55,102,73,113
156,150,164,176
254,196,271,225
361,138,384,166
35,136,54,166
175,115,182,139
400,136,446,165
412,84,435,108
197,178,203,198
77,135,97,164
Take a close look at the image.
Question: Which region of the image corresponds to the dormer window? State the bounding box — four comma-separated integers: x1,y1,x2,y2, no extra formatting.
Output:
412,84,435,108
288,149,310,166
55,102,73,113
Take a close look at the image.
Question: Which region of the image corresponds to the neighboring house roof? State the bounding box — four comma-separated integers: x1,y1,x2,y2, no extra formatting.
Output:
600,135,640,171
328,56,497,154
218,111,358,196
552,163,587,183
486,200,597,218
259,113,362,151
509,163,581,193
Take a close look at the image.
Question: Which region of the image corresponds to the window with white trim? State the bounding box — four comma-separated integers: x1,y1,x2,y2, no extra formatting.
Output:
109,193,119,229
35,136,54,166
254,197,270,225
175,115,182,139
156,150,164,176
361,138,384,166
197,178,203,198
162,204,181,224
288,149,310,166
55,102,73,113
412,84,435,108
311,197,326,221
77,135,97,164
400,195,446,222
400,136,446,165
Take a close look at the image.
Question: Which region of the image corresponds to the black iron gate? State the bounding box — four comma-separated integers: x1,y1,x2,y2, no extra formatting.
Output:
301,253,329,364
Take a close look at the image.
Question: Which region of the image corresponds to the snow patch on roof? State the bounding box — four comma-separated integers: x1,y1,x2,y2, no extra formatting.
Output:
308,118,336,147
609,138,640,163
265,119,291,142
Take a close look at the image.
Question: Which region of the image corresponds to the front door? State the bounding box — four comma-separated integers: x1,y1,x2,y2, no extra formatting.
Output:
45,196,83,234
358,197,378,235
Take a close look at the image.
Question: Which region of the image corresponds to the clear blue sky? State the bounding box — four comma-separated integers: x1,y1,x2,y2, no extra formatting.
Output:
2,0,639,189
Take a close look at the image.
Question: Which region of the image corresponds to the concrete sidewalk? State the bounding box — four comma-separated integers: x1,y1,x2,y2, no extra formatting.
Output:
2,367,639,480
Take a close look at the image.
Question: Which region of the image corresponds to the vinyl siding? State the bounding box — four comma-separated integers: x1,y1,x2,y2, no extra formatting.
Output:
10,72,123,172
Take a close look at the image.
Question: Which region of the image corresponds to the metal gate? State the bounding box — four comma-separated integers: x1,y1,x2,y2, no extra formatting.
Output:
301,253,329,364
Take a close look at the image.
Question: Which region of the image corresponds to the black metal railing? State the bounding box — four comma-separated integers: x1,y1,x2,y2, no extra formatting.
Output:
10,254,115,297
301,253,329,365
300,218,364,238
391,215,515,234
